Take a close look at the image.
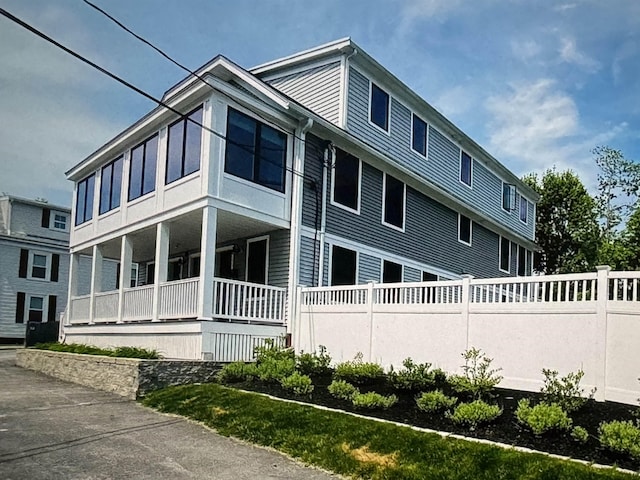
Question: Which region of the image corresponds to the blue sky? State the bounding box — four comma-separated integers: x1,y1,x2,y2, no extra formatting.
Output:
1,0,638,207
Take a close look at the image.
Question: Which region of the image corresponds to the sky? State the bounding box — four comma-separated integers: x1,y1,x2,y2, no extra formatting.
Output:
0,0,638,208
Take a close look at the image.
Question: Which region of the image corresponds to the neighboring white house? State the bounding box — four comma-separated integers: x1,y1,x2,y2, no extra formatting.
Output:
61,39,539,360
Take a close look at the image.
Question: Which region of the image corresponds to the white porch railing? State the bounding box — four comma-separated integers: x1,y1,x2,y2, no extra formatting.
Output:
68,294,91,324
93,290,120,323
159,278,199,319
213,278,286,324
123,284,154,321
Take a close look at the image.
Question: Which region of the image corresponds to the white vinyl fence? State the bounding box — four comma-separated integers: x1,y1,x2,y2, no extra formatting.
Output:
294,267,640,405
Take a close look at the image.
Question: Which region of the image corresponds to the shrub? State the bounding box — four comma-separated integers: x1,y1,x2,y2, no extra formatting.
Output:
388,358,437,391
598,420,640,460
447,400,502,428
540,368,595,413
256,357,296,383
280,372,314,395
254,338,293,363
449,348,503,400
416,390,457,413
515,399,572,436
34,342,159,359
217,362,258,383
296,345,332,376
351,391,398,410
328,380,359,401
112,346,159,359
571,426,589,444
334,352,385,385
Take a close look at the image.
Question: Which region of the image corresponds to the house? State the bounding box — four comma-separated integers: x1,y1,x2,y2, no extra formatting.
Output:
0,195,71,341
61,38,538,360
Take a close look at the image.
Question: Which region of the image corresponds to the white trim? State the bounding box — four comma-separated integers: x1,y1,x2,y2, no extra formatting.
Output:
250,37,351,73
338,55,347,129
328,243,359,286
50,210,69,232
246,235,270,284
330,151,362,215
27,250,52,282
259,57,341,82
367,80,391,136
381,259,403,283
25,293,47,323
410,113,428,159
130,262,139,288
459,150,473,189
501,181,515,214
457,213,472,247
145,261,155,285
381,172,406,232
499,236,511,274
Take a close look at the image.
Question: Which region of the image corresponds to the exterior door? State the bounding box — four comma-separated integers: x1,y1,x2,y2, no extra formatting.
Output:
246,237,268,284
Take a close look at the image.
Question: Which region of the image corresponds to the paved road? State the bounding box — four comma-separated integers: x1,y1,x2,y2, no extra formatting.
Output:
0,350,339,480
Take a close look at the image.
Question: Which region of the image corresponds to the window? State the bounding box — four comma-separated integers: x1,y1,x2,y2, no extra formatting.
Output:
500,236,511,273
517,245,526,276
99,157,123,215
146,263,155,285
370,82,390,132
422,271,438,282
27,295,44,322
75,174,95,225
44,208,68,231
129,134,158,201
53,213,67,230
166,105,203,184
246,237,269,284
330,245,357,286
225,107,287,192
382,260,402,283
412,114,428,156
502,183,515,212
383,173,405,230
460,151,472,187
130,264,139,288
188,254,201,278
520,196,528,223
30,253,48,279
331,148,361,212
458,214,472,246
167,258,182,282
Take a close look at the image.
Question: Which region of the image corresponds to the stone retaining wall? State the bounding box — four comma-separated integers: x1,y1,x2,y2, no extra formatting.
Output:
16,349,221,399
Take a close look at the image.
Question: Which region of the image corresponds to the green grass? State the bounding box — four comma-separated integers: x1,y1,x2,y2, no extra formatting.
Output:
142,384,637,480
34,342,159,359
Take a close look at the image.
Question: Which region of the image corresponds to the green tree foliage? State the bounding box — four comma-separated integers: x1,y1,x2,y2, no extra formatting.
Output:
523,169,600,274
624,205,640,269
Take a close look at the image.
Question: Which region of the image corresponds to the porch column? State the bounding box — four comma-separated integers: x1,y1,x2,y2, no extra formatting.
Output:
198,205,217,319
66,252,80,326
117,235,133,323
152,222,170,322
88,245,103,325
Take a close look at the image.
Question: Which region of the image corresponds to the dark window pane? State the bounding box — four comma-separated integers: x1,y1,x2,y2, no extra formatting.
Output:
422,272,438,282
503,183,512,210
412,115,427,156
129,144,144,201
111,157,122,210
184,107,203,176
383,260,402,283
370,83,389,131
99,164,112,215
76,180,86,225
500,237,510,272
28,309,43,322
459,215,471,244
225,109,256,182
143,135,158,195
384,174,404,229
331,245,356,286
520,197,528,222
166,120,184,184
167,261,181,281
247,239,268,284
85,175,95,221
146,263,155,285
460,151,472,186
518,246,526,276
258,125,286,192
333,149,359,210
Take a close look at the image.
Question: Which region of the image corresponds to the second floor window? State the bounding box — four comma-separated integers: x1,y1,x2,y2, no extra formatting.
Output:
520,197,528,223
370,82,390,132
75,174,95,226
53,213,67,230
225,108,287,193
129,134,158,201
412,114,427,156
332,148,361,212
458,214,472,246
383,173,405,230
502,183,515,212
99,157,123,215
460,151,472,187
166,106,203,184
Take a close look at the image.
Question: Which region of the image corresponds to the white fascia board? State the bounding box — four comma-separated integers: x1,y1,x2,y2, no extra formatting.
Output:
250,37,352,74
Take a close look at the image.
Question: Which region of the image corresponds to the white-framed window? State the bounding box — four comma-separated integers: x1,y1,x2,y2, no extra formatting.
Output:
167,257,182,282
382,260,403,283
330,244,358,286
129,133,159,201
75,174,95,226
458,214,472,246
520,196,528,224
517,245,527,276
382,172,406,231
166,105,203,185
188,253,201,278
99,156,123,215
502,182,516,212
331,148,361,214
369,81,390,133
459,151,473,187
422,271,438,282
145,262,155,285
130,263,139,287
26,294,46,323
499,236,511,273
28,251,50,281
411,114,428,157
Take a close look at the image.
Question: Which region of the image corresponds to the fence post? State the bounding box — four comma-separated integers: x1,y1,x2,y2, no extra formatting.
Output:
367,281,375,362
594,265,611,401
293,286,303,353
461,275,473,349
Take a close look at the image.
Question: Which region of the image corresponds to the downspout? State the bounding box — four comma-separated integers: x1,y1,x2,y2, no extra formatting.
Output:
317,143,334,286
287,117,313,335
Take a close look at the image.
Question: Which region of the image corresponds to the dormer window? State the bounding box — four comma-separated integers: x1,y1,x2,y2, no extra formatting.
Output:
370,82,390,132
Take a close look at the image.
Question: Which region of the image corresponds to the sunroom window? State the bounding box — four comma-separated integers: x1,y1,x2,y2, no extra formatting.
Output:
166,106,203,184
129,134,158,201
75,174,95,225
99,156,123,215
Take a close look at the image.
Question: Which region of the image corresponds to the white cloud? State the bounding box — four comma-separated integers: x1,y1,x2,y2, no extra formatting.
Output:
401,0,463,20
559,37,601,73
553,3,577,12
432,85,474,118
511,39,542,62
612,40,638,85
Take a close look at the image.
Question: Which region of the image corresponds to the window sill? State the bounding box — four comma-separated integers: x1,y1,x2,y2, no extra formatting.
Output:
382,220,405,233
164,171,201,192
223,173,286,198
458,239,472,247
367,118,391,137
330,199,360,216
98,207,121,220
128,191,156,207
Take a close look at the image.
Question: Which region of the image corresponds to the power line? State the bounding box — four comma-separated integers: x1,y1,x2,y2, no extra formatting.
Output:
0,7,313,182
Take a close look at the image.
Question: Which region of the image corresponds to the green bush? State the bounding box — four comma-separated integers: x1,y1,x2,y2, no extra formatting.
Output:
388,358,438,391
280,372,314,395
571,426,589,444
112,346,159,359
540,368,595,413
34,342,159,359
256,357,296,383
327,380,359,401
334,352,385,385
296,345,332,376
515,399,572,435
416,390,457,413
217,362,258,383
254,338,293,363
598,420,640,460
351,391,398,410
447,400,502,428
449,348,503,400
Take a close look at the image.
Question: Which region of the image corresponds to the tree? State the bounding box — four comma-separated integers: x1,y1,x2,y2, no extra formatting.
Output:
524,169,600,274
623,204,640,270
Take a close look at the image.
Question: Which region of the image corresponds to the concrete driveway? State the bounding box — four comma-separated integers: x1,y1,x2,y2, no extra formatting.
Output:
0,350,338,480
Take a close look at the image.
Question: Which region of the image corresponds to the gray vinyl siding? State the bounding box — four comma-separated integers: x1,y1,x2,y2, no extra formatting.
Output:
9,202,70,243
345,67,535,242
266,62,342,125
403,266,421,283
267,229,290,288
299,235,320,287
302,133,324,229
358,253,381,284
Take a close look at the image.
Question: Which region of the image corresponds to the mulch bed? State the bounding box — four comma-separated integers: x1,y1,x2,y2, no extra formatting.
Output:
232,374,640,472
